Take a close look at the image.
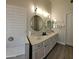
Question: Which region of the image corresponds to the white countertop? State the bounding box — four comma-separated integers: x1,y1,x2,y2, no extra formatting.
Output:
29,32,58,45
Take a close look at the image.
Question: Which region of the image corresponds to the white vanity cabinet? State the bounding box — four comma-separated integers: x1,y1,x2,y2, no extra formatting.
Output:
44,39,50,57
30,32,58,59
50,36,56,49
32,42,44,59
44,34,57,57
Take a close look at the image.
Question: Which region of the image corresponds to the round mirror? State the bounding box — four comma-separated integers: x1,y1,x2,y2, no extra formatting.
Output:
47,20,52,29
47,20,54,30
31,15,43,31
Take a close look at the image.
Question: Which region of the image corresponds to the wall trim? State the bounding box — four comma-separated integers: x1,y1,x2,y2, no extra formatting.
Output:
57,41,66,45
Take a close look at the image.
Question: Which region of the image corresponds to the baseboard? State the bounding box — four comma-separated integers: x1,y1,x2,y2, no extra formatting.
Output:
66,44,73,47
7,54,25,59
57,41,66,45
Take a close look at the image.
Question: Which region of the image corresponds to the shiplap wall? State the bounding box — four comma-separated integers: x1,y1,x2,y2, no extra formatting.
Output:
6,5,28,57
6,5,26,48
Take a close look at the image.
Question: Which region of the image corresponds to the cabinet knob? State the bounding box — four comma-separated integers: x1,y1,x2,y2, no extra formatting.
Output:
45,45,47,47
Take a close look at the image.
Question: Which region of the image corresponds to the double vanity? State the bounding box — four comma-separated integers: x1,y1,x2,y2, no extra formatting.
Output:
29,14,58,59
29,32,58,59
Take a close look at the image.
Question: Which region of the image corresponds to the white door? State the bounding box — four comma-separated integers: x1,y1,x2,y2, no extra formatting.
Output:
66,13,73,46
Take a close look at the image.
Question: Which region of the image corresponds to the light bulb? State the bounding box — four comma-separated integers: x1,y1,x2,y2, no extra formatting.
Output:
54,19,56,22
31,5,35,12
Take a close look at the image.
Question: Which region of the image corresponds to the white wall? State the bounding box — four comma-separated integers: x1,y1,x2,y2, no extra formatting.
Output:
51,0,73,45
6,0,29,58
65,0,73,13
6,5,28,57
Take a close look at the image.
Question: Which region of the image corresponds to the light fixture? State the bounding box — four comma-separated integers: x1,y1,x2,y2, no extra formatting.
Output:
35,7,37,14
31,5,35,12
54,19,56,22
31,0,49,17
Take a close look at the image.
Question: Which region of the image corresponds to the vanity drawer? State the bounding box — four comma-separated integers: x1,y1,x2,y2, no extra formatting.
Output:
32,42,43,50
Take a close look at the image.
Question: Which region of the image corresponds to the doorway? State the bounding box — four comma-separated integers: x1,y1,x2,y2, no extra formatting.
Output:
66,12,73,46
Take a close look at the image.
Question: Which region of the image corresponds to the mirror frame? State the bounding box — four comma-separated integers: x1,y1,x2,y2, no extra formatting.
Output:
30,15,44,32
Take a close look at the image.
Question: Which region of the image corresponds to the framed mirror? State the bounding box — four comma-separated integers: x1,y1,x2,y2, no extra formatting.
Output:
47,20,51,29
31,15,43,31
47,20,54,30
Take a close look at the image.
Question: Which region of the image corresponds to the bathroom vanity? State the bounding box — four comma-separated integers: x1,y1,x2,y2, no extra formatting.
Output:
29,32,58,59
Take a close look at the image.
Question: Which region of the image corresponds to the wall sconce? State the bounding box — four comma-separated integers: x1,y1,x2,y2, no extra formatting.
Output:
31,5,49,17
53,19,57,28
53,19,57,22
31,5,35,12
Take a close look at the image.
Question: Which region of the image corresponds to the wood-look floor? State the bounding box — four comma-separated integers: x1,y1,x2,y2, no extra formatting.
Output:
45,43,73,59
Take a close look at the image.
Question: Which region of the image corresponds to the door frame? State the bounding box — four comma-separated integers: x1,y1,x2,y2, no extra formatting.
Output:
66,12,73,46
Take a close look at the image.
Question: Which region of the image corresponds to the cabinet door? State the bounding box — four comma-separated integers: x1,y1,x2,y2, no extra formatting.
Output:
32,42,44,59
49,38,52,51
34,47,44,59
44,45,49,56
44,40,50,57
50,36,57,49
